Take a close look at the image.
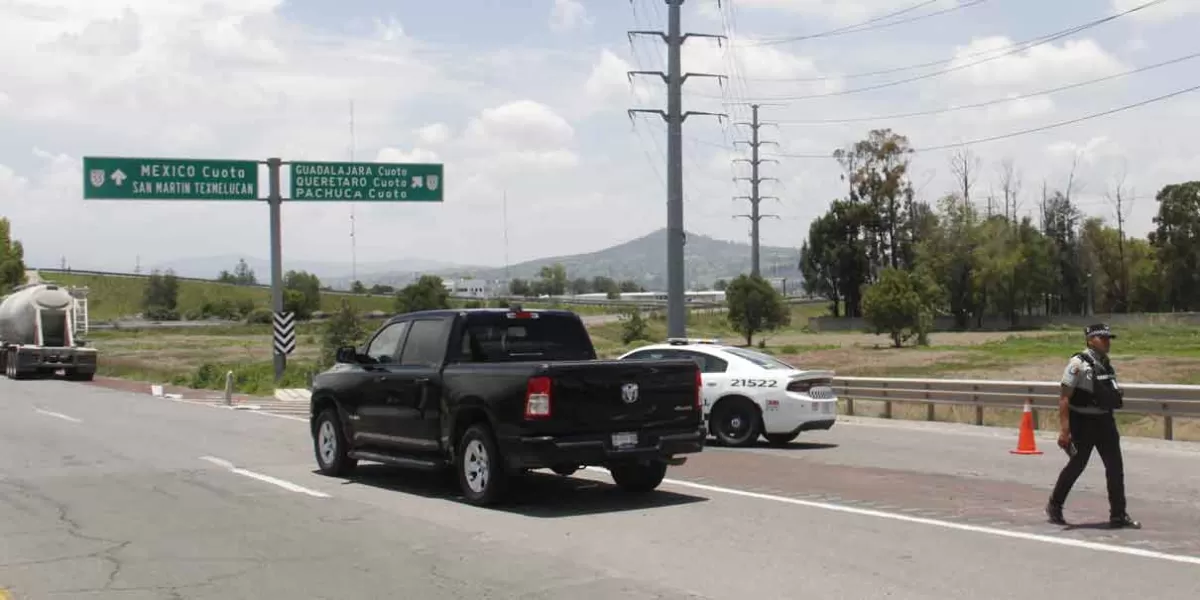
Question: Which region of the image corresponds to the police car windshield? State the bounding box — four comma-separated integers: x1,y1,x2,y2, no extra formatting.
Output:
723,347,795,370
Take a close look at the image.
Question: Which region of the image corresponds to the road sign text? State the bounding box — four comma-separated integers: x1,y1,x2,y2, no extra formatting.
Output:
83,157,259,201
290,161,443,202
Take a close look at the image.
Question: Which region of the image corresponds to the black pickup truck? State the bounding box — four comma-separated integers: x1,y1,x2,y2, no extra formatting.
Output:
308,307,706,506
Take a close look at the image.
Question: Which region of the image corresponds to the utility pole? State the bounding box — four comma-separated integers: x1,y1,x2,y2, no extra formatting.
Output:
349,99,357,285
732,104,779,277
627,0,726,338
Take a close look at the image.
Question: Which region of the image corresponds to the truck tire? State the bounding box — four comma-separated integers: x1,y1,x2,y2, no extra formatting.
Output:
710,396,762,448
66,371,95,382
456,423,509,506
608,459,667,493
313,408,357,477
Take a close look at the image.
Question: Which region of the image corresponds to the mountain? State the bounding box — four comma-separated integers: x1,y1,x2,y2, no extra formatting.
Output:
422,229,802,290
146,229,802,291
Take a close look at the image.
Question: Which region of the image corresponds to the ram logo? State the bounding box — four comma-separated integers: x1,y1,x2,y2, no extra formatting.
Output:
621,382,639,404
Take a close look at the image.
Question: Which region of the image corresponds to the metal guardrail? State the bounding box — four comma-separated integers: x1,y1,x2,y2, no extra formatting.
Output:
833,376,1200,441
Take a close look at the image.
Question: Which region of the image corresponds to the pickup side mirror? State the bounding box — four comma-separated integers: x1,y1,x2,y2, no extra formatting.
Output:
335,346,359,364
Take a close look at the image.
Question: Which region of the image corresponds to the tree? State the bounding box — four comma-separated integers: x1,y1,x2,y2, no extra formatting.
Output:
142,269,180,320
724,274,790,346
283,270,322,319
861,267,937,348
1150,181,1200,311
350,280,367,294
569,277,591,295
508,278,532,296
320,299,367,369
534,264,567,296
713,279,728,291
0,217,27,291
833,128,920,274
618,279,644,293
217,259,257,285
396,275,451,313
619,308,649,345
369,283,395,295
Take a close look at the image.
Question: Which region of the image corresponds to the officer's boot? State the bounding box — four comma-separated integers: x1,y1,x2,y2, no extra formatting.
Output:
1045,501,1066,526
1110,513,1141,529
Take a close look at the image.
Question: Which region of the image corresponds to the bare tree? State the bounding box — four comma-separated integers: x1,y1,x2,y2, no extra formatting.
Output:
997,158,1023,222
1106,159,1135,312
949,147,981,208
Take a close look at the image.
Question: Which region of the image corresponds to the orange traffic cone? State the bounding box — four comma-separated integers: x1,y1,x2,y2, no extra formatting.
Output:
1010,401,1043,455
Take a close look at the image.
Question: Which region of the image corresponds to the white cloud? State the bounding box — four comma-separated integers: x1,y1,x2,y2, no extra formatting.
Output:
416,123,452,146
376,147,441,164
549,0,592,33
947,37,1125,88
463,100,575,151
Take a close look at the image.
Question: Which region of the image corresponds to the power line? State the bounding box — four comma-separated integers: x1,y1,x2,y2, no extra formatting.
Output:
693,0,1171,101
747,0,988,47
768,80,1200,158
772,49,1200,125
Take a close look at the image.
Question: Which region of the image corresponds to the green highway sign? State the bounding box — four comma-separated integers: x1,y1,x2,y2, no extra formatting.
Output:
82,156,259,201
290,161,443,202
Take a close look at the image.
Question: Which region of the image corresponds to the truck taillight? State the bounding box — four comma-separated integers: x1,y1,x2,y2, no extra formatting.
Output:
695,367,703,410
525,376,552,419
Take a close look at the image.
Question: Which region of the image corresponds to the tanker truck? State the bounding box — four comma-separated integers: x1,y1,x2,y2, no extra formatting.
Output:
0,282,97,381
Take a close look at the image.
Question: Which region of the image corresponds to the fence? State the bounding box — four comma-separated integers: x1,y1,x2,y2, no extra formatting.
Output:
833,376,1200,441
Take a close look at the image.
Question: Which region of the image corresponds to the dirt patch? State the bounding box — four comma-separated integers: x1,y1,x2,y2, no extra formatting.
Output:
778,348,976,375
765,329,1059,349
943,356,1200,384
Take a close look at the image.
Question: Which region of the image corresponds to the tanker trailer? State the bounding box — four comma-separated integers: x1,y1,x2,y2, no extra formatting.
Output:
0,283,97,380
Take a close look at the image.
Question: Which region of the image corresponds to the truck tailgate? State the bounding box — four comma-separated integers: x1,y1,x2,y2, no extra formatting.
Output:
541,359,700,433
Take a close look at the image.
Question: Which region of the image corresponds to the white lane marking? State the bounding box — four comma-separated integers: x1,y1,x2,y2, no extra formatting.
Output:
199,455,329,498
251,410,308,423
34,408,82,423
583,467,1200,567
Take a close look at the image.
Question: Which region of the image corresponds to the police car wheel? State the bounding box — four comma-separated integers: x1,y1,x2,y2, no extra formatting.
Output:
710,397,762,448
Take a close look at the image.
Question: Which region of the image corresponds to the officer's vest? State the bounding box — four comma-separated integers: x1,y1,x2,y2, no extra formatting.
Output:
1068,351,1124,411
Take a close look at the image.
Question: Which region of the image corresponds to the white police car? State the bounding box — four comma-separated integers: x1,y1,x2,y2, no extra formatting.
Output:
617,339,838,447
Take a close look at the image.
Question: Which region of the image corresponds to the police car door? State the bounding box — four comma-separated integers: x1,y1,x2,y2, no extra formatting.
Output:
674,349,732,418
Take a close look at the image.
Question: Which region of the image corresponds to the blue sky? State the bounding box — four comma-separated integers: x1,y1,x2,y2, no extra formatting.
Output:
1,0,1198,276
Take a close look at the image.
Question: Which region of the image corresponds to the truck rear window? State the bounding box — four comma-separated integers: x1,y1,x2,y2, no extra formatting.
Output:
458,313,596,362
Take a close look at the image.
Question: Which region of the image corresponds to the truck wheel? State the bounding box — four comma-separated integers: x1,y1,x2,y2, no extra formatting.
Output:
313,408,357,477
608,459,667,493
764,432,800,447
66,371,95,382
710,397,762,448
456,423,509,506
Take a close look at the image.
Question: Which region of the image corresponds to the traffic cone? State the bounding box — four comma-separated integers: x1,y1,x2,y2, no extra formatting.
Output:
1010,401,1043,455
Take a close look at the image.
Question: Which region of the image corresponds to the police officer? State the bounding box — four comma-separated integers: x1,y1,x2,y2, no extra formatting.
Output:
1046,323,1140,528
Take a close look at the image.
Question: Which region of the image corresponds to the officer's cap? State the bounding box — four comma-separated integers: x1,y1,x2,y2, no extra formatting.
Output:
1085,323,1117,339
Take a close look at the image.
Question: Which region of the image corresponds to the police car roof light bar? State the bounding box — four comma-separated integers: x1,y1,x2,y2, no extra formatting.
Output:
666,337,722,345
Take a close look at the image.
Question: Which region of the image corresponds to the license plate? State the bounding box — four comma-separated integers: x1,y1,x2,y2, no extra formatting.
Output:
611,432,638,449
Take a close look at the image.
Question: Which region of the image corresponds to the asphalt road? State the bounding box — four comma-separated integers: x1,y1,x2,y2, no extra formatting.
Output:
2,379,1199,599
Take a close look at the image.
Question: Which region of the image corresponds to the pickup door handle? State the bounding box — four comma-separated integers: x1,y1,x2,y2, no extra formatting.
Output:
375,375,387,383
415,377,430,384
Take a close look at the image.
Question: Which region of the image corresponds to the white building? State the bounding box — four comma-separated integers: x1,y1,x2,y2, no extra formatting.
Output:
443,278,491,299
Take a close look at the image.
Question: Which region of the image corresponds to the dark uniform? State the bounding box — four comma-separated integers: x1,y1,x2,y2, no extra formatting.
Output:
1046,323,1140,528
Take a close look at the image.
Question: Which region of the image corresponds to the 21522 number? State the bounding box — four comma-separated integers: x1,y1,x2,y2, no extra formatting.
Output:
730,379,777,388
